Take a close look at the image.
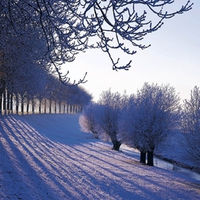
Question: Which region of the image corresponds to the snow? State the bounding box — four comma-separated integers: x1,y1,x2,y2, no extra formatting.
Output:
0,114,200,200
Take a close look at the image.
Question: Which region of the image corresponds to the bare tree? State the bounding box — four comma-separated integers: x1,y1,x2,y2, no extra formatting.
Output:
119,94,148,164
96,89,127,150
0,42,91,115
181,86,200,165
0,40,48,114
79,103,101,138
120,83,180,165
0,0,193,82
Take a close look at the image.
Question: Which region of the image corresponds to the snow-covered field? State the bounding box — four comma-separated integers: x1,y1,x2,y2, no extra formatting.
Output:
0,114,200,200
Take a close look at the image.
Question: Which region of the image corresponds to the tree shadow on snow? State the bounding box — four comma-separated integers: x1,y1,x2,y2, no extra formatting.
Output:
0,115,200,200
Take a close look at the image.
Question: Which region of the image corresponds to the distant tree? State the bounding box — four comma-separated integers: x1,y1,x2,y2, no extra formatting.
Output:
120,83,180,165
181,86,200,165
66,85,92,109
0,43,91,114
79,103,101,138
39,74,92,114
0,42,48,114
0,0,193,82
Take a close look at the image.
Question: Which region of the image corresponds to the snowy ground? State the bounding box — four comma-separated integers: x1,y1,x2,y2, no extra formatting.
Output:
0,114,200,200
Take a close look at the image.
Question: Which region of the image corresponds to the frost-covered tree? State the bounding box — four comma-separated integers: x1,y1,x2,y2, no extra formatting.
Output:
0,43,91,114
96,89,127,150
0,0,193,81
0,40,48,114
79,103,102,138
80,90,124,149
36,74,92,114
120,83,180,165
181,86,200,165
119,94,149,163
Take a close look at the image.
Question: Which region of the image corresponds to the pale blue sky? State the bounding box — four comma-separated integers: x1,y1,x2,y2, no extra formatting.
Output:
62,1,200,102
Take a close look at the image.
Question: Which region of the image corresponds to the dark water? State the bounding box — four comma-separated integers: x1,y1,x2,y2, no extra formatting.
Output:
154,157,200,181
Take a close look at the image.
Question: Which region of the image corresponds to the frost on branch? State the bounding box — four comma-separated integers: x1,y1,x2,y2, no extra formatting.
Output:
82,0,193,70
0,0,193,83
119,83,180,166
181,86,200,165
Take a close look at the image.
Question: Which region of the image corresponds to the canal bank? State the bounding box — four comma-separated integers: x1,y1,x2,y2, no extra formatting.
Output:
154,155,200,181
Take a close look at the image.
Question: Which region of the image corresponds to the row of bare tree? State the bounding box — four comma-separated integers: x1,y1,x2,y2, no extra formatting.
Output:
0,68,92,115
0,91,82,115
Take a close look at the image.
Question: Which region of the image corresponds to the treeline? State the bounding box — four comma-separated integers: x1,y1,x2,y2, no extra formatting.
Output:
79,83,200,167
0,67,92,115
0,12,92,116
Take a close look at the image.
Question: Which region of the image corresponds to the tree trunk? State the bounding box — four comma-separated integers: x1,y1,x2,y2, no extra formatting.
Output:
16,94,19,115
21,97,24,115
49,99,52,114
0,89,3,115
54,101,57,113
70,105,73,113
140,151,146,164
27,101,29,114
7,91,10,114
59,101,62,113
38,99,42,114
147,151,154,166
63,104,66,113
0,80,5,115
112,140,121,151
44,99,47,114
10,93,13,114
3,89,6,114
7,91,13,114
31,99,35,114
110,132,121,151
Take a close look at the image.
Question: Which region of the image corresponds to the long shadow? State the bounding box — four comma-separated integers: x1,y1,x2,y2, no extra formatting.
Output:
70,143,198,198
1,115,200,200
1,116,89,199
1,116,121,199
0,117,62,199
15,114,95,145
57,139,200,199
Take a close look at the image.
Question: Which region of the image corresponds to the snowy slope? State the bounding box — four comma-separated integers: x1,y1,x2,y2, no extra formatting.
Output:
0,114,200,200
